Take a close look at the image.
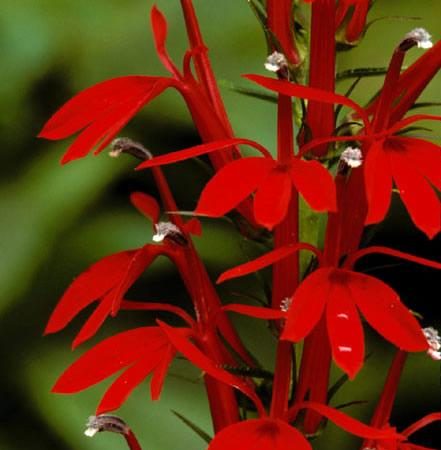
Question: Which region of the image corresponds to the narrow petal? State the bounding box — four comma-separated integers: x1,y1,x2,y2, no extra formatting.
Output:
326,278,364,378
347,272,428,351
281,269,330,342
52,327,166,393
297,402,403,440
150,345,176,400
97,357,160,414
208,418,311,450
196,157,274,217
402,412,441,438
184,218,202,236
130,192,161,224
365,140,393,225
217,243,321,284
45,250,137,335
150,6,179,76
136,138,272,170
222,304,286,320
290,158,336,212
388,143,440,238
254,169,292,229
38,77,160,139
244,75,370,129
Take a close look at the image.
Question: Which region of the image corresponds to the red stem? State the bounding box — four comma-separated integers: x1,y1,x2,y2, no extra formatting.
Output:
124,430,143,450
362,350,408,449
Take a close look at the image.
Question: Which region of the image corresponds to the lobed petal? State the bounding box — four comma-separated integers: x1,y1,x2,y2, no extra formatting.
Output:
282,268,330,342
196,157,274,217
254,168,292,230
347,272,428,351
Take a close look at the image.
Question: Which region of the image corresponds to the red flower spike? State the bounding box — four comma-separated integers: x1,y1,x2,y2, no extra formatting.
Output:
282,268,428,377
207,418,311,450
130,192,161,224
52,327,180,414
38,76,173,164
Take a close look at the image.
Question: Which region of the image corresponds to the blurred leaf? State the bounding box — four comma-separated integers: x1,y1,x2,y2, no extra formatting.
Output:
171,410,212,444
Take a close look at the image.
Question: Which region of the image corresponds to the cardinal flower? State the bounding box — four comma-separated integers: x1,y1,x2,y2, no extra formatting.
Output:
216,244,441,378
137,138,336,230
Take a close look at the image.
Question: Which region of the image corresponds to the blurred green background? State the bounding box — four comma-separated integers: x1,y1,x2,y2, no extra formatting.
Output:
0,1,439,449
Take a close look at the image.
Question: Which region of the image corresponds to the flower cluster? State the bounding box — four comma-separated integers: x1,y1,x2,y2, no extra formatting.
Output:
39,1,440,449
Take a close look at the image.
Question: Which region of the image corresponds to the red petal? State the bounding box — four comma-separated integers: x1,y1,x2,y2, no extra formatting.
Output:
399,137,441,191
244,75,369,129
298,402,403,439
365,140,393,225
217,243,320,284
254,169,292,230
52,327,166,393
150,6,179,76
130,192,160,224
222,304,286,320
45,250,137,335
72,292,114,348
281,269,329,342
97,357,160,414
388,143,440,238
184,218,202,236
402,412,441,438
346,1,369,42
326,278,364,379
38,77,160,140
196,157,274,217
208,418,311,450
157,321,263,412
289,158,336,212
150,345,176,400
136,138,272,170
347,272,428,351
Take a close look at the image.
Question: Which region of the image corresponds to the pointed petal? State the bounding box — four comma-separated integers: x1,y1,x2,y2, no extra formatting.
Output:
96,357,160,414
282,269,330,342
38,77,160,140
184,218,202,236
347,272,428,351
217,243,321,284
298,402,403,439
222,304,286,320
52,327,166,393
365,140,393,225
244,74,369,128
388,142,440,238
136,138,272,170
398,137,441,191
130,192,161,224
402,412,441,438
157,321,263,410
254,169,292,230
45,250,137,335
326,279,364,379
290,158,336,212
150,6,179,76
196,157,274,217
72,293,114,348
208,418,311,450
150,345,176,400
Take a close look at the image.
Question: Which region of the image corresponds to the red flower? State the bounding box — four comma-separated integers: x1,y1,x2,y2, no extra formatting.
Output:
336,0,370,43
137,138,336,230
207,402,402,450
245,74,441,238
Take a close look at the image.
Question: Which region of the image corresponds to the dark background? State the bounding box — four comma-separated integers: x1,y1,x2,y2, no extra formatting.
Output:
0,1,439,449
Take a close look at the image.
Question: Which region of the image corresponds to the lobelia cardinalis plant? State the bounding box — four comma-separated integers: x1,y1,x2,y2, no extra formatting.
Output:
38,1,441,449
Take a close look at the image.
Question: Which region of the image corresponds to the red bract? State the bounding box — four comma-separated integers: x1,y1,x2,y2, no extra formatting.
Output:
138,138,336,230
52,326,180,414
281,267,428,378
336,0,370,43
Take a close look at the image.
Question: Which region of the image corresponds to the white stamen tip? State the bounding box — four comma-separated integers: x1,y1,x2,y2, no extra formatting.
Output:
152,221,187,245
341,147,363,168
280,297,292,312
84,427,99,438
405,28,433,49
264,51,288,72
423,327,441,361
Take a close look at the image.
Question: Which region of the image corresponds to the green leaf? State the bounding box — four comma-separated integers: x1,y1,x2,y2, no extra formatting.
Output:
171,410,212,444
